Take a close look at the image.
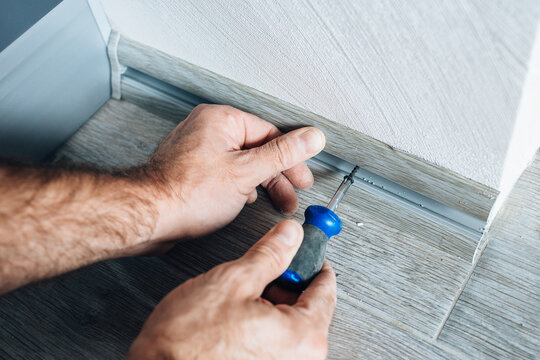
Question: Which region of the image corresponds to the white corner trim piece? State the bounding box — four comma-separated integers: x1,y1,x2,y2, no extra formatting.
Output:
108,30,126,100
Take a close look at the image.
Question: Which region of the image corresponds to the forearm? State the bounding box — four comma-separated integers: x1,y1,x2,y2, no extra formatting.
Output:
0,163,158,293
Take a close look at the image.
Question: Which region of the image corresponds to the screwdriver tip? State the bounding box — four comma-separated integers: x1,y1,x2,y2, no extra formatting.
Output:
346,166,359,183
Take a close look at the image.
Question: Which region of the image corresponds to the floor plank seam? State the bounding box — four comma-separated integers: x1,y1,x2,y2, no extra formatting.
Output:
433,232,493,339
337,290,472,360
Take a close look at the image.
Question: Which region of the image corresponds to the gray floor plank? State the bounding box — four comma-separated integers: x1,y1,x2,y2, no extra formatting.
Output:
55,100,479,336
438,152,540,359
2,99,535,359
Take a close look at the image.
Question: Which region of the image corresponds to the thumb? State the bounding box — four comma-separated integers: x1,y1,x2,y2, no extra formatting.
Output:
243,127,325,185
239,220,304,296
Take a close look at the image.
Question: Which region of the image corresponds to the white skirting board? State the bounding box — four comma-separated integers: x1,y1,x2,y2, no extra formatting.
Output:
99,0,540,220
120,67,485,240
111,34,500,223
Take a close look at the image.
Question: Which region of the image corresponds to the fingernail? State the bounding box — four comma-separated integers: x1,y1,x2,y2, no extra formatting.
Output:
274,221,301,247
299,128,325,154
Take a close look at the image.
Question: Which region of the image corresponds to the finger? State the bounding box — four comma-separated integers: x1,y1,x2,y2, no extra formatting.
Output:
242,127,325,186
246,189,258,204
235,109,282,148
240,115,315,190
234,112,314,190
263,282,300,305
294,262,337,327
283,162,314,190
262,173,298,215
239,220,303,296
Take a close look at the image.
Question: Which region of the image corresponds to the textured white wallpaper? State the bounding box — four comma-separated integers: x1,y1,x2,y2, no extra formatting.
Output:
100,0,540,190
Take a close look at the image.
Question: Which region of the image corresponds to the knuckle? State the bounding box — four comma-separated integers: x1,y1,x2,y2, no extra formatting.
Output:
235,150,255,169
219,105,239,118
208,261,260,296
317,295,335,313
265,174,285,192
251,243,283,270
318,287,337,308
207,262,244,285
215,104,235,112
191,103,213,119
206,105,242,129
297,295,335,320
193,104,222,118
193,103,209,112
274,138,294,169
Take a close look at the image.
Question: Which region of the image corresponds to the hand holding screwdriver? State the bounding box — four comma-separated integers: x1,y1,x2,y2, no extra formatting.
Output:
278,166,359,290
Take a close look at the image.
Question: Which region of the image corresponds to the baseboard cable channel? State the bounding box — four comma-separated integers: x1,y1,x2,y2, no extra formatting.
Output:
121,67,486,242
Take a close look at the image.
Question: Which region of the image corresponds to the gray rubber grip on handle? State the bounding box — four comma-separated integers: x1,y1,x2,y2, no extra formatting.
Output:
287,223,329,285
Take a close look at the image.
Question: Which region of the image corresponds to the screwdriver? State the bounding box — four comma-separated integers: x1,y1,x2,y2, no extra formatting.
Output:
278,165,359,290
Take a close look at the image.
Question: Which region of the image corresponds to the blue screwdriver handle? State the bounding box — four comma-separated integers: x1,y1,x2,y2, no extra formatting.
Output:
277,165,358,291
278,205,342,290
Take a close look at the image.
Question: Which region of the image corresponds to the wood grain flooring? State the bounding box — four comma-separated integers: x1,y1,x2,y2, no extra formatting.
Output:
438,152,540,359
0,100,537,359
55,100,479,335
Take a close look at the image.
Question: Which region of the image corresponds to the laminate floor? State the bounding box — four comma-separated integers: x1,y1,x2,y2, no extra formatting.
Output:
0,100,537,359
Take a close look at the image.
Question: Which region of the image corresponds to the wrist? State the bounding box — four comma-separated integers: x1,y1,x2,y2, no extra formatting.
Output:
100,169,164,256
126,164,190,244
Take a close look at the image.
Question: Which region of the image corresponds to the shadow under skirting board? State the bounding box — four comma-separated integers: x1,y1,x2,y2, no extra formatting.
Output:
120,67,485,239
110,33,499,222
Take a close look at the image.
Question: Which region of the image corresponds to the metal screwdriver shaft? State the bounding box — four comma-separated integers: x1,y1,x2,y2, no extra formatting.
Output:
278,165,360,290
327,166,359,211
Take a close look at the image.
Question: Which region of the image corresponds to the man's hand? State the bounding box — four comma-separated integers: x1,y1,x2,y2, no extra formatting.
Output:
145,104,326,241
127,220,337,360
0,104,325,292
